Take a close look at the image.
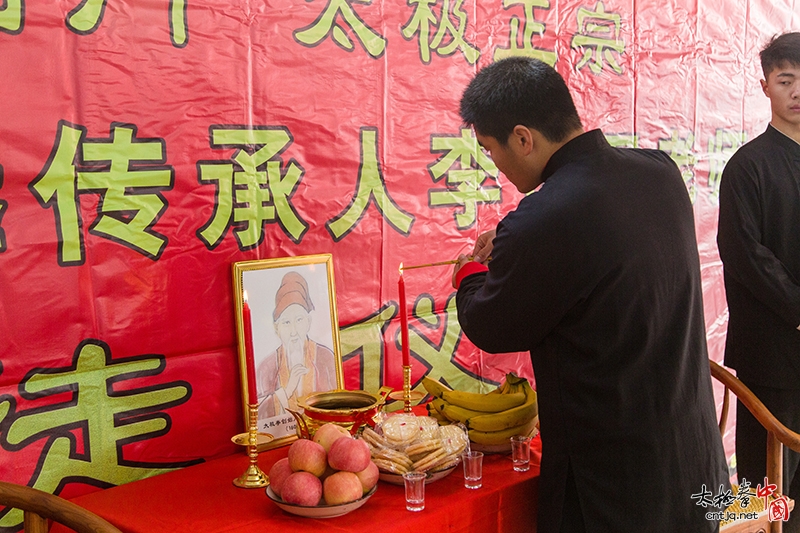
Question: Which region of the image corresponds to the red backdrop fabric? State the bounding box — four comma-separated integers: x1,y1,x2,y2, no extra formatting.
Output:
1,0,798,530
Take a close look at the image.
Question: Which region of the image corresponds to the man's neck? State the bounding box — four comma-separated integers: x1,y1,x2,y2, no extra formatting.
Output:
548,128,585,152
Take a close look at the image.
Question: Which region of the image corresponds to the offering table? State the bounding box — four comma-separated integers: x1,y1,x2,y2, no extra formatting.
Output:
50,435,541,533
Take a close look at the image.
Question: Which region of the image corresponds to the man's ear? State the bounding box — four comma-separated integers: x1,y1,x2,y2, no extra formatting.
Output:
761,78,769,97
511,125,534,155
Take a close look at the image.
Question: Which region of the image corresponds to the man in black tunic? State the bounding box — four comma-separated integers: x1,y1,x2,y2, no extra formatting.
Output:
453,57,728,532
717,32,800,533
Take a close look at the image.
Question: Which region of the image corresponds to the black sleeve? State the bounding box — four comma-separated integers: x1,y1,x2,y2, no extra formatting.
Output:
717,156,800,328
455,201,593,353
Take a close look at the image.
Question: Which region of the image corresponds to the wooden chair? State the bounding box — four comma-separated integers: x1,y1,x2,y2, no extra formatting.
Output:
711,360,800,533
0,481,122,533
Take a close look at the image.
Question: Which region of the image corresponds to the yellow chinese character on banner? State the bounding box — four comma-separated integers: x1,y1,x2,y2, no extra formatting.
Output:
66,0,188,47
66,0,107,34
571,1,625,74
493,0,556,66
0,0,22,34
0,339,195,531
658,130,697,204
402,0,480,65
326,127,414,241
604,133,638,148
428,129,500,230
295,0,387,58
338,295,487,396
402,294,486,392
706,129,746,203
30,121,174,264
197,126,308,250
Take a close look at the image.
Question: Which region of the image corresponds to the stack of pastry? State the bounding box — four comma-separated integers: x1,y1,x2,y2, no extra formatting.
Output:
360,414,468,476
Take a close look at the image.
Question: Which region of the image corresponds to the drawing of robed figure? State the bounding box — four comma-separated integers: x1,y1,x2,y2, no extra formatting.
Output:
256,271,337,419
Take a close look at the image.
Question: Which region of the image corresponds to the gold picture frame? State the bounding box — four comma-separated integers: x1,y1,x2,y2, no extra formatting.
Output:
232,254,344,450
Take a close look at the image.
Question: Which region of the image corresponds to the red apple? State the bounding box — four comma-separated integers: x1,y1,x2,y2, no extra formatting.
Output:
267,457,293,497
281,472,323,506
312,423,351,453
327,436,371,472
288,438,327,477
354,461,379,494
323,471,363,505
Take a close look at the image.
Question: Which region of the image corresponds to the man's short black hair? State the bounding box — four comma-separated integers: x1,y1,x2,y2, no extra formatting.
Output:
761,32,800,78
459,57,583,145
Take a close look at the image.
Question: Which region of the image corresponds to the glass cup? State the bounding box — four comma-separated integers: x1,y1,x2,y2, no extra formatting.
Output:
510,435,532,472
403,471,426,511
462,451,484,489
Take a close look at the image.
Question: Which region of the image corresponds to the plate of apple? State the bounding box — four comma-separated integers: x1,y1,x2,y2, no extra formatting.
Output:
266,423,379,518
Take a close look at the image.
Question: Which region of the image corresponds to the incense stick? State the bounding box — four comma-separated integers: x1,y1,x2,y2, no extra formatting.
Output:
401,259,460,270
402,256,490,270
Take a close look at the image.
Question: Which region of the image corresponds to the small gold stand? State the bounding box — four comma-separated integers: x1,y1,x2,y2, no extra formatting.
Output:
388,365,425,413
232,403,272,488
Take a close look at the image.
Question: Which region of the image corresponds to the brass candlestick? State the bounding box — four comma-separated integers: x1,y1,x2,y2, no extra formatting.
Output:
388,365,425,413
232,403,271,488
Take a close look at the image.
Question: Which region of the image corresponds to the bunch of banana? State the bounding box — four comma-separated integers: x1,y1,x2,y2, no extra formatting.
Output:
422,373,538,446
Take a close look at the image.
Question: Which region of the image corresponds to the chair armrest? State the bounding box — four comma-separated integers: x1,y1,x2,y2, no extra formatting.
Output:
710,361,800,453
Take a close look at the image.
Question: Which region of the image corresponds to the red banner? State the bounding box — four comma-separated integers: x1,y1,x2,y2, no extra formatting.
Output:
0,0,796,528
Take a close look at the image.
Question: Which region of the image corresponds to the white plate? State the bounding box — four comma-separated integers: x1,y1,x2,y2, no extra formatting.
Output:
266,485,376,518
378,464,457,485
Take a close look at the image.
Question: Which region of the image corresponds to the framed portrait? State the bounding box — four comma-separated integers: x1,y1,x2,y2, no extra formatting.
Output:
232,254,344,450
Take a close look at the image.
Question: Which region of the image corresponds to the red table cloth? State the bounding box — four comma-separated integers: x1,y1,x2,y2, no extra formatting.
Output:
51,435,541,533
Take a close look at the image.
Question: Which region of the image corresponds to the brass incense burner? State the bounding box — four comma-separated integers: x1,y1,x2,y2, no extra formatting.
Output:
288,387,392,438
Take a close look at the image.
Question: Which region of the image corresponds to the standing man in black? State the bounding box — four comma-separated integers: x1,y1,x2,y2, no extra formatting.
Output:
453,57,728,532
717,31,800,533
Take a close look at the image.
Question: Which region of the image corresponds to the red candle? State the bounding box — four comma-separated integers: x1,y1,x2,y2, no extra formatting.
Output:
398,265,410,368
242,292,258,405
